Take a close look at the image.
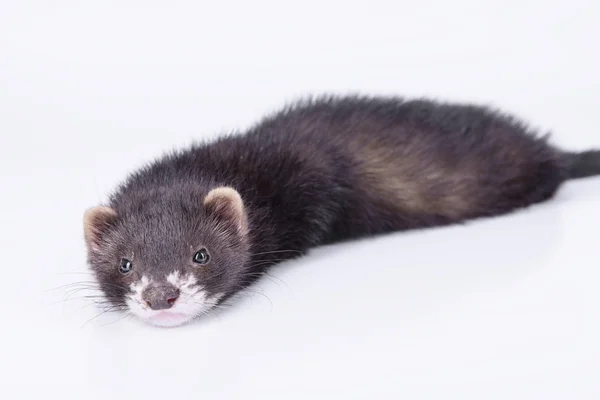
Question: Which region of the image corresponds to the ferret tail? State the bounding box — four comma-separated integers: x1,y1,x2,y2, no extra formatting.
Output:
564,149,600,180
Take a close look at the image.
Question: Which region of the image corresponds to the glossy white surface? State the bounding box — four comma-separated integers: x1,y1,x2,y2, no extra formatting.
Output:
1,1,599,398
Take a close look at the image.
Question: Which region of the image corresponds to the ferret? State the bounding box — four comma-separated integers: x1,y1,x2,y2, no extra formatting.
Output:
82,95,600,327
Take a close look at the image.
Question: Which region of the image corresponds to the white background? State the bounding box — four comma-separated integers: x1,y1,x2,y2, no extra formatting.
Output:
1,0,599,398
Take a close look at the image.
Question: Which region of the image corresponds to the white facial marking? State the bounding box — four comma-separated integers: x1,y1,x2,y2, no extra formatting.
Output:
125,272,224,328
125,275,151,317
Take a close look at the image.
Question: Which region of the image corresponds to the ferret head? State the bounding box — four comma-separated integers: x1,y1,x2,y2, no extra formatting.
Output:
82,186,250,327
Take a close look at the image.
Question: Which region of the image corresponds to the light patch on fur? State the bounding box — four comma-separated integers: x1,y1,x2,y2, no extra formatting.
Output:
83,206,118,252
204,186,248,234
354,138,477,219
125,275,152,317
125,272,224,328
357,143,425,212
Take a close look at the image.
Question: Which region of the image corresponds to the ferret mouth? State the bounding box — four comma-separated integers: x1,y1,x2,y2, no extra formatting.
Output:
125,272,224,328
146,311,192,327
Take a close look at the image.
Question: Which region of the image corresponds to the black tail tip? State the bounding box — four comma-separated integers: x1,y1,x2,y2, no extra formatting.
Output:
566,150,600,179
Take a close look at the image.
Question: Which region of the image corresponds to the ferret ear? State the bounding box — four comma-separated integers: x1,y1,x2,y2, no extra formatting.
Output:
203,187,248,235
83,206,119,253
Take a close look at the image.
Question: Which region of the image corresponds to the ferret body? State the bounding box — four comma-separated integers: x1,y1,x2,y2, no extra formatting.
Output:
83,95,600,327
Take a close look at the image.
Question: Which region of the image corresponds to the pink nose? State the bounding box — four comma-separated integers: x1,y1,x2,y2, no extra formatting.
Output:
142,285,180,310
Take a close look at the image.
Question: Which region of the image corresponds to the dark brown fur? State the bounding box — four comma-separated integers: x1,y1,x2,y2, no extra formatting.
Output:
83,95,600,317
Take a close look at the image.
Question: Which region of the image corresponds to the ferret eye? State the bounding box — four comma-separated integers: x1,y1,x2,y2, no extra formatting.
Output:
119,258,133,274
193,249,210,265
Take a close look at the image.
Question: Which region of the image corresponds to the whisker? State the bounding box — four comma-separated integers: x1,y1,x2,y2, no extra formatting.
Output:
251,249,303,256
231,286,274,311
54,271,94,276
98,311,132,327
63,287,104,300
80,305,122,328
247,259,294,267
204,268,229,281
49,295,115,306
238,271,289,290
190,302,230,311
91,281,130,291
45,281,102,292
82,300,124,309
209,309,222,322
